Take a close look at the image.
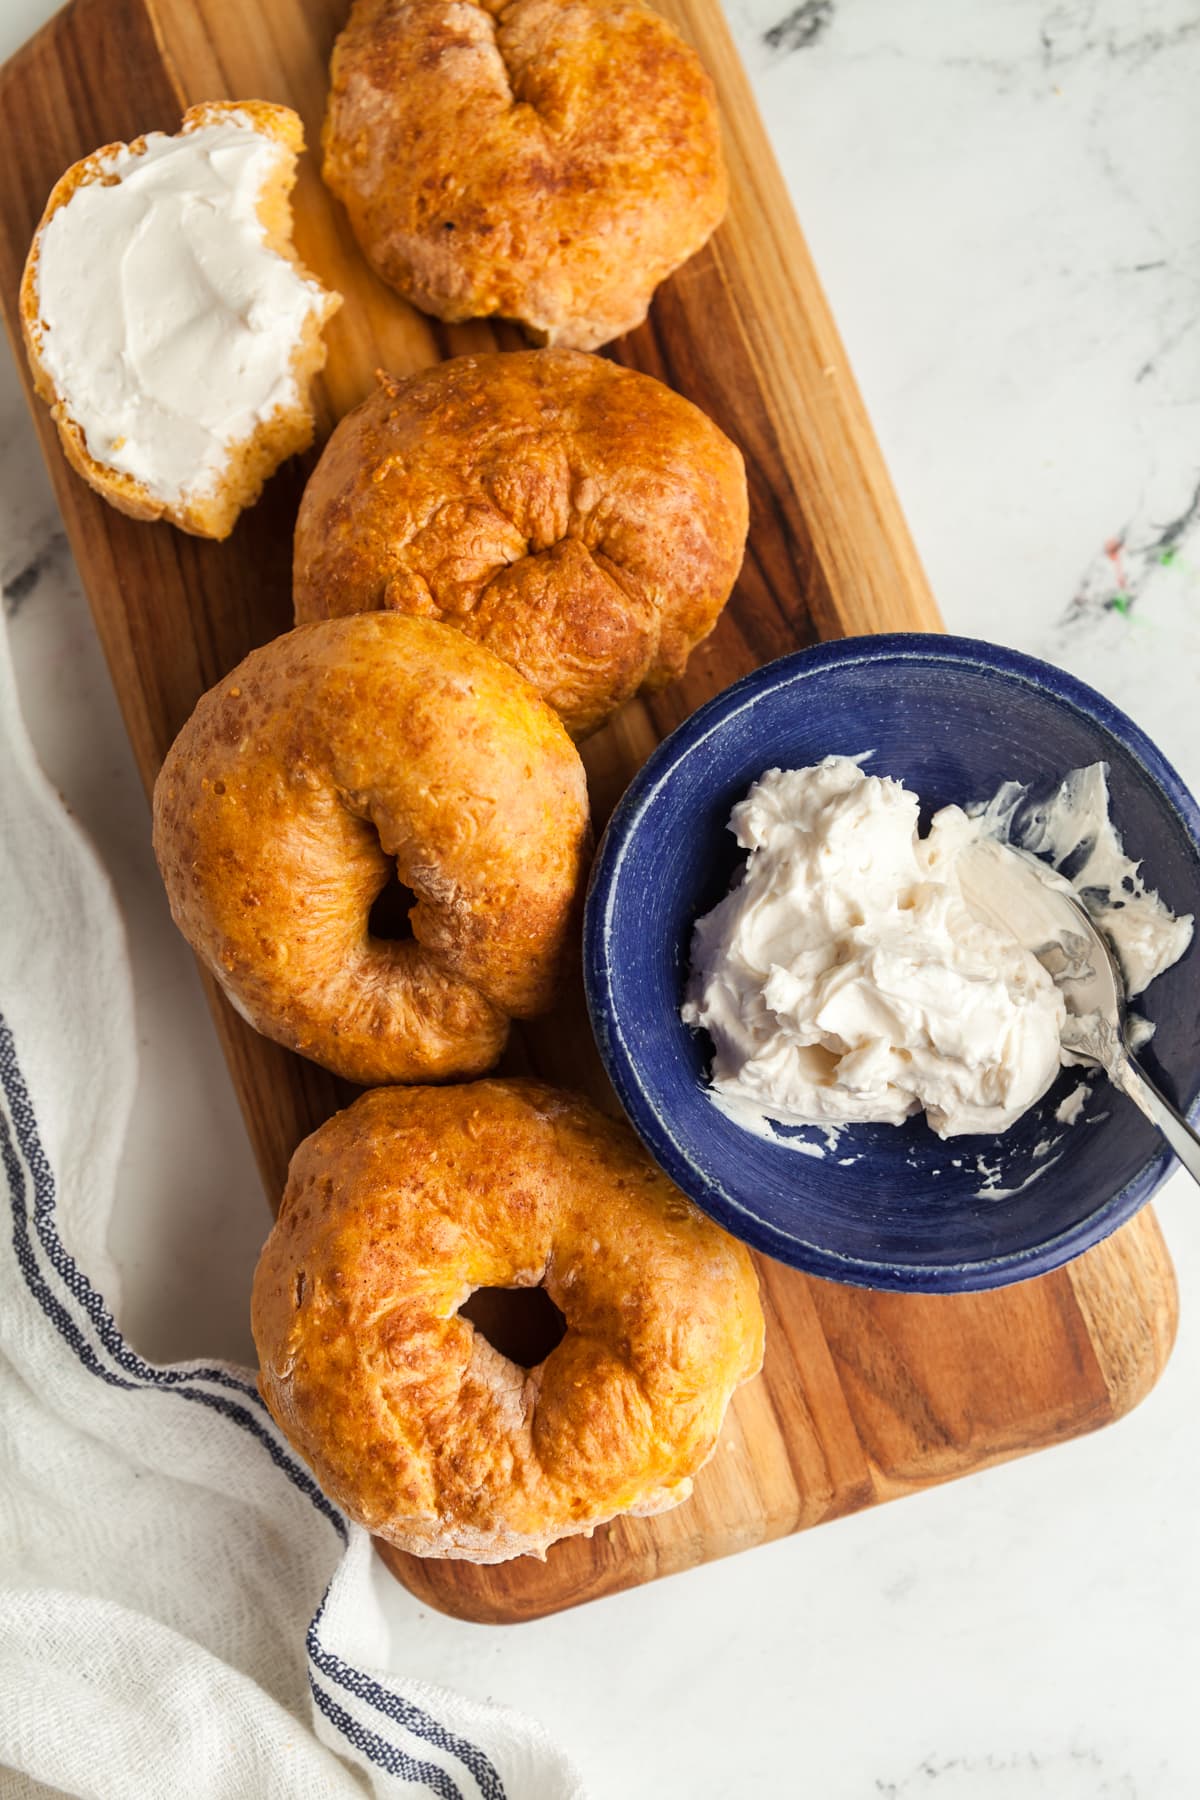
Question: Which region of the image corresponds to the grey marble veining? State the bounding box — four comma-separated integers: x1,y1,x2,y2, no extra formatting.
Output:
875,1747,1143,1798
734,0,1200,804
2,528,68,618
0,380,71,619
761,1,835,56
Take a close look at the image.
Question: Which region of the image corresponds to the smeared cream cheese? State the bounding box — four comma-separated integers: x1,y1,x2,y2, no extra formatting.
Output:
683,755,1193,1144
1055,1081,1091,1125
682,758,1068,1139
973,761,1194,1002
32,115,326,504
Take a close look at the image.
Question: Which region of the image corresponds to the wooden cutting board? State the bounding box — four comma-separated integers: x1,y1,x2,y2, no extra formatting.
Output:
0,0,1179,1625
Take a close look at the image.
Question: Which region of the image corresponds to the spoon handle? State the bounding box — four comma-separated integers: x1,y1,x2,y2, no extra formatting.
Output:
1112,1054,1200,1189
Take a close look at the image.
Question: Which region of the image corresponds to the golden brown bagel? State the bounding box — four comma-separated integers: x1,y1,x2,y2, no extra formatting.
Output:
294,351,749,737
252,1080,765,1561
152,616,590,1084
321,0,727,349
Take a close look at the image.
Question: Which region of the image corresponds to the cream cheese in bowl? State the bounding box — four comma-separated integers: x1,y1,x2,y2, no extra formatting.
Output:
583,634,1200,1288
683,755,1192,1144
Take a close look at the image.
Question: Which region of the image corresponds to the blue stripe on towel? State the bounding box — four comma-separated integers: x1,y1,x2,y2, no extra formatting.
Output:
2,1014,267,1405
0,1013,347,1540
0,1010,511,1798
309,1676,467,1799
308,1600,507,1800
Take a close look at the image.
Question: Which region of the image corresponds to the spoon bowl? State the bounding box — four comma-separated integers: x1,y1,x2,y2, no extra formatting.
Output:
957,837,1200,1187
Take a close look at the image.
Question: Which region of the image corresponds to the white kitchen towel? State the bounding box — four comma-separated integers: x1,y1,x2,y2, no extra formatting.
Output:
0,609,586,1798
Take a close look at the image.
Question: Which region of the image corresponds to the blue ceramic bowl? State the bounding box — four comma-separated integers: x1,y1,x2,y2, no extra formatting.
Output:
584,634,1200,1292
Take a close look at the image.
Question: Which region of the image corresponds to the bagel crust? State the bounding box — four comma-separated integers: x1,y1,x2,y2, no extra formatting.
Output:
321,0,728,349
252,1081,765,1561
152,616,590,1084
21,101,339,540
294,351,749,737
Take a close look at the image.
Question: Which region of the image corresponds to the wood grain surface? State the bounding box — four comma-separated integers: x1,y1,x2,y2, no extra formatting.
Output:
0,0,1178,1625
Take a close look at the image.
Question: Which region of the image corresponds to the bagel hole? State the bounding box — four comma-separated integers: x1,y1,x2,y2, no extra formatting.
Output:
460,1285,566,1369
368,865,417,942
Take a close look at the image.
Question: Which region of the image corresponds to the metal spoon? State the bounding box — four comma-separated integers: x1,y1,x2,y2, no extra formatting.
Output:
956,836,1200,1187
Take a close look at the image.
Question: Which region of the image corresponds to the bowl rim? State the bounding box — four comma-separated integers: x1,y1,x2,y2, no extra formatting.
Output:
583,632,1200,1291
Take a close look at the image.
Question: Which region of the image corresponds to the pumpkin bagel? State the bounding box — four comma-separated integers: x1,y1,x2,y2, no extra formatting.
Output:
294,350,749,737
322,0,728,349
152,615,590,1084
252,1080,765,1562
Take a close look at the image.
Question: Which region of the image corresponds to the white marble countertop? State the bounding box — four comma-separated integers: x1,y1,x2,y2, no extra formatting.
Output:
4,0,1199,1793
